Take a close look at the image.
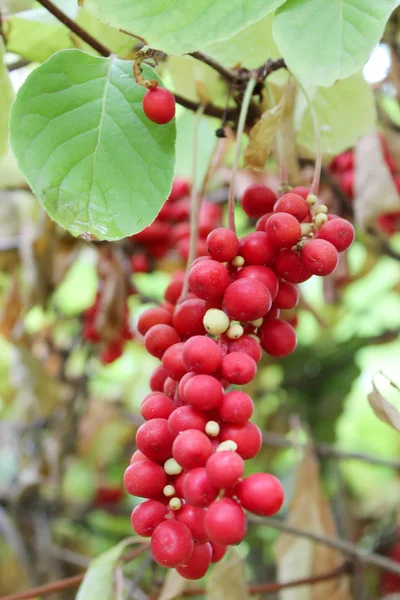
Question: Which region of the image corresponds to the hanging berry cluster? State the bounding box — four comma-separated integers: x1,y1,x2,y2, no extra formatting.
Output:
123,182,355,579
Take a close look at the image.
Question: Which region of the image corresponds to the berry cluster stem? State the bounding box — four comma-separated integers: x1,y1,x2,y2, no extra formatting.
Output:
228,77,257,232
296,79,321,196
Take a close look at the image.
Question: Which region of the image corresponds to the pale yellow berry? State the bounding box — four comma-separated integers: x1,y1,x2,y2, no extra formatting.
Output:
169,497,182,511
217,440,238,452
226,324,244,339
205,421,220,437
315,204,328,215
300,223,314,236
307,194,317,207
248,333,260,343
250,318,263,328
163,485,175,497
315,213,328,228
203,308,230,335
232,255,245,267
164,458,182,475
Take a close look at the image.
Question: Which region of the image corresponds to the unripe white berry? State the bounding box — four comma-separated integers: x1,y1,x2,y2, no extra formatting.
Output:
169,497,182,511
226,324,244,339
248,333,260,342
205,420,220,437
164,458,182,475
203,308,230,335
300,223,314,236
163,484,175,497
217,440,238,452
307,194,317,207
250,318,263,328
315,204,328,215
315,213,328,228
232,255,245,267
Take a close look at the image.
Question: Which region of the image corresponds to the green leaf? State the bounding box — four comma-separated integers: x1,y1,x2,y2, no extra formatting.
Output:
83,0,286,56
53,247,98,316
76,8,136,57
295,73,376,157
0,40,15,163
273,0,398,87
10,49,176,241
76,539,134,600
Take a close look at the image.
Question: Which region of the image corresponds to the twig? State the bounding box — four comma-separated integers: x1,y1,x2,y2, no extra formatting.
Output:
262,430,400,470
249,516,400,575
190,50,237,82
7,59,30,72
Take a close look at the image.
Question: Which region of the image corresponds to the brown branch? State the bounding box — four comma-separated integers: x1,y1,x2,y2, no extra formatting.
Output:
190,50,237,82
174,92,239,121
35,0,110,57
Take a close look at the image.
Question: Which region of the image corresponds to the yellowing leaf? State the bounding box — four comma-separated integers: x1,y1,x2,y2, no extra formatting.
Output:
354,130,400,231
277,448,350,600
158,569,186,600
206,548,250,600
244,89,287,170
368,380,400,433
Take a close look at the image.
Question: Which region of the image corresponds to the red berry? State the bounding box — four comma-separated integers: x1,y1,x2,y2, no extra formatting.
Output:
172,429,213,469
255,213,273,231
144,324,180,358
273,192,309,222
207,228,240,262
130,500,168,536
210,541,227,563
273,281,299,310
130,253,149,273
290,186,310,199
163,376,178,398
188,260,230,300
176,504,209,544
228,335,262,362
236,265,279,300
317,217,355,252
183,467,219,507
172,298,207,338
221,352,257,385
258,318,297,357
223,278,271,321
275,248,313,283
130,450,148,464
123,460,167,498
205,498,247,545
183,336,222,374
218,390,254,424
162,342,187,380
176,542,212,580
143,86,176,125
136,418,174,464
151,521,193,568
266,213,301,248
206,450,244,489
164,278,184,305
236,473,284,516
169,178,190,201
241,184,277,218
168,406,208,437
141,393,175,420
301,239,339,276
184,374,224,410
220,422,262,460
100,340,124,364
239,232,275,265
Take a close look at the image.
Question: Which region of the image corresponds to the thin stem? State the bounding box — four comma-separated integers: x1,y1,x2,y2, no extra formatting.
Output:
228,77,257,232
296,79,321,196
265,82,288,190
178,105,206,303
189,51,237,83
249,516,400,575
173,92,239,121
35,0,110,57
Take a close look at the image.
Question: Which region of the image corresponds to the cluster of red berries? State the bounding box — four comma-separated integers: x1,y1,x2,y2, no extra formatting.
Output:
130,179,222,268
123,183,355,579
330,138,400,236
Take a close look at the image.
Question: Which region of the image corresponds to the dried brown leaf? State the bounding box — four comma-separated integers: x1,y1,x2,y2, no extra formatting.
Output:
0,276,22,339
206,548,250,600
158,569,186,600
244,88,287,171
368,380,400,432
271,82,301,185
354,131,400,231
277,448,350,600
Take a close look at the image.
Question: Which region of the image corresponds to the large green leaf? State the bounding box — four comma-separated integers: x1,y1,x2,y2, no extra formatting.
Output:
82,0,286,55
295,73,376,157
76,539,133,600
0,40,15,163
10,49,176,241
273,0,398,87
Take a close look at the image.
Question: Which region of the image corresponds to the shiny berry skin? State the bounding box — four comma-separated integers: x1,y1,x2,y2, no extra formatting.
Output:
176,504,209,544
205,498,247,545
210,541,227,563
317,217,355,252
301,239,339,276
151,520,194,568
236,473,284,516
273,281,299,310
267,213,301,248
218,390,254,424
130,500,168,536
221,352,257,385
236,265,279,300
143,86,176,125
273,192,309,222
136,418,174,464
164,278,184,305
162,342,187,380
137,308,172,336
258,318,297,357
172,429,213,469
220,422,262,460
223,279,272,322
168,406,208,437
183,374,224,410
206,450,244,489
207,228,240,262
290,186,310,199
176,542,212,580
275,249,313,283
123,460,167,498
241,184,277,218
144,324,180,358
228,335,262,363
183,336,222,374
239,232,276,265
188,260,231,300
183,467,219,507
173,299,207,338
140,393,175,420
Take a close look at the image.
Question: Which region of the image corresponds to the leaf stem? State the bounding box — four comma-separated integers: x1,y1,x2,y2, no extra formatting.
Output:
228,77,257,232
296,79,321,196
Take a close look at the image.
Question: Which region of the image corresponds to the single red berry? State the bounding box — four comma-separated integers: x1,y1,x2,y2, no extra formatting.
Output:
241,184,277,218
205,498,247,545
168,406,208,437
228,335,262,362
183,374,224,410
130,450,148,464
236,473,284,516
220,422,262,460
266,212,301,248
176,504,209,544
130,253,149,273
223,278,272,321
172,298,207,338
221,352,257,385
123,460,167,498
218,390,254,424
143,86,176,125
151,520,194,568
272,281,299,310
176,542,212,580
239,231,276,265
317,217,355,252
136,418,174,464
206,450,244,489
169,178,191,201
258,318,297,357
235,265,279,300
290,186,310,199
210,541,227,563
144,324,180,358
273,192,309,222
183,467,219,507
100,340,124,364
207,228,240,262
162,342,187,380
172,429,213,469
188,260,231,300
274,248,313,283
164,278,184,305
183,336,222,374
141,393,175,420
130,500,168,536
301,239,339,276
163,376,178,398
255,212,273,232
